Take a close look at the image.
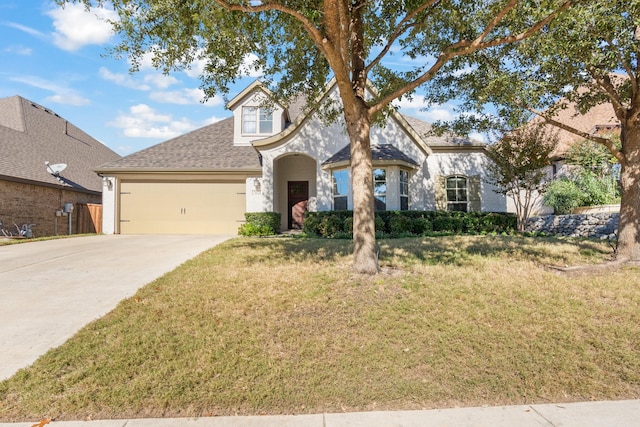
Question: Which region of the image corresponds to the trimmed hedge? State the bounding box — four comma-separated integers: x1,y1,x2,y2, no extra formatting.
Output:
303,210,517,238
238,212,281,236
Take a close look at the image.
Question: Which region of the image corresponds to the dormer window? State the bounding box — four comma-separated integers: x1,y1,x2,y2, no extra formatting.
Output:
242,106,273,134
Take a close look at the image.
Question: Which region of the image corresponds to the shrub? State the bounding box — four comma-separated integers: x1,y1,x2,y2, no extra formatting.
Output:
319,214,344,237
239,212,281,236
543,179,584,214
303,210,516,238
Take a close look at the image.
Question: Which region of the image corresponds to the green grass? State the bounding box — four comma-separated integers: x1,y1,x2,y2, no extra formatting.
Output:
1,235,639,422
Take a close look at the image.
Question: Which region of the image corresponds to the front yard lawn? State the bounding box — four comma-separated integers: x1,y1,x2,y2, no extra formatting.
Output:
1,235,639,422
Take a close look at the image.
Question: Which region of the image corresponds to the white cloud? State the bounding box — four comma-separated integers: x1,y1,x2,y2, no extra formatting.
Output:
108,104,199,139
10,75,90,106
44,93,90,106
468,132,486,143
99,67,182,91
4,22,46,39
99,67,150,90
143,73,180,89
183,58,208,79
4,45,32,55
395,95,457,123
149,88,223,106
239,53,264,78
47,3,118,51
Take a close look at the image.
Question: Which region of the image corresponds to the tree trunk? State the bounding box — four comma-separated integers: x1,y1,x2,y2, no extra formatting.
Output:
346,101,378,274
616,124,640,261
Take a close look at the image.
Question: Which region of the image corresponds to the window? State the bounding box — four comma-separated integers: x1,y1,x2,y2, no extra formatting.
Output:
242,107,272,134
446,175,468,212
332,169,348,210
259,109,273,133
373,168,386,211
400,170,409,211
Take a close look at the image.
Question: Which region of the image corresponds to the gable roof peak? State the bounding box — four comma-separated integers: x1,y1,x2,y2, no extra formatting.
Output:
226,80,278,110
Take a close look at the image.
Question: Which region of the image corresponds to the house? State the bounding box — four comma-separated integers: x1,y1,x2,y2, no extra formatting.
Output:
97,81,507,235
543,101,620,176
0,96,120,236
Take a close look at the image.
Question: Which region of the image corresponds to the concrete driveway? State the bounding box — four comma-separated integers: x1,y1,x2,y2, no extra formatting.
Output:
0,234,231,381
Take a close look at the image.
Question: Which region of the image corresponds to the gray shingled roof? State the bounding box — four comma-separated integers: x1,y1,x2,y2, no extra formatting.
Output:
401,115,486,147
322,144,420,166
97,117,262,172
0,96,121,193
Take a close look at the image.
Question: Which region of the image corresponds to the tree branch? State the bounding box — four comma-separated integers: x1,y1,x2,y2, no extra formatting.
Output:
212,0,328,57
365,0,441,74
527,106,625,164
586,66,628,118
603,37,637,94
370,0,573,115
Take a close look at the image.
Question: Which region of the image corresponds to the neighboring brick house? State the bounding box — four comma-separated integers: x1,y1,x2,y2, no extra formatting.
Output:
98,80,507,235
0,96,120,237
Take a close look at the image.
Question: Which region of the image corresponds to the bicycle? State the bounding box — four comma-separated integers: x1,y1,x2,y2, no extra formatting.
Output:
0,221,35,238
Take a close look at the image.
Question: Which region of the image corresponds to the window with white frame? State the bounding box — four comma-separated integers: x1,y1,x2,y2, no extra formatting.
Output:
242,106,273,134
446,175,468,212
373,168,386,211
332,169,348,210
400,170,409,211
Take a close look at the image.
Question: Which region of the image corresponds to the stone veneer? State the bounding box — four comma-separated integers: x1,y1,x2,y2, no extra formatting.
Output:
526,213,619,240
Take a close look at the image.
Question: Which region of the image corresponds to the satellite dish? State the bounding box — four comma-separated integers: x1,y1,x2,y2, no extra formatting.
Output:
46,162,67,176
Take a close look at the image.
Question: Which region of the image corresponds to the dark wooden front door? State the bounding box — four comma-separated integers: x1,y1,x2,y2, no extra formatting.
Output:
288,181,309,229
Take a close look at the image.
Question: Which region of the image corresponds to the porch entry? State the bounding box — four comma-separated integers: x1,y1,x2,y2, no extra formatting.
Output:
287,181,308,229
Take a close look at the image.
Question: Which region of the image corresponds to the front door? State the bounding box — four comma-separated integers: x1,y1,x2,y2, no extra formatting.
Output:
287,181,308,229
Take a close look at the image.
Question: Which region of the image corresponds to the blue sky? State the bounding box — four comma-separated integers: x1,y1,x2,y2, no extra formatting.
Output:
0,1,459,156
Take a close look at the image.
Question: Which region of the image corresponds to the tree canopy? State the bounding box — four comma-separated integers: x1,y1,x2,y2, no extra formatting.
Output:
432,1,640,262
60,0,574,272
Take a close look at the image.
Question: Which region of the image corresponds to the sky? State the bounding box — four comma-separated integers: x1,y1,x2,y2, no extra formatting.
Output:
0,1,461,157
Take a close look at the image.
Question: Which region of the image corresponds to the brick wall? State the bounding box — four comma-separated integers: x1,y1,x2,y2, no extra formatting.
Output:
0,179,101,237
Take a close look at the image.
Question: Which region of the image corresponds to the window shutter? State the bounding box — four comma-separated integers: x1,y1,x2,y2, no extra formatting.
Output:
435,175,447,210
468,175,482,212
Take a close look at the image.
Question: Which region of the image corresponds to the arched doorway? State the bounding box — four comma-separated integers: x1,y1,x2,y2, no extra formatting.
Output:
274,154,317,230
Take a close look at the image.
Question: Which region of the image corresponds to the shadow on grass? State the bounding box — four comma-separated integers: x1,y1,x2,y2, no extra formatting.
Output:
227,234,614,268
379,235,614,266
222,236,353,265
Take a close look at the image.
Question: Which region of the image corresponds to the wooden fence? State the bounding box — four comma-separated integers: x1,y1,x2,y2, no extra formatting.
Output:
76,203,102,234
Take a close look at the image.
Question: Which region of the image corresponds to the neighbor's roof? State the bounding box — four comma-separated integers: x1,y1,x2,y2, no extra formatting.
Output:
96,117,262,173
0,96,120,193
538,101,619,158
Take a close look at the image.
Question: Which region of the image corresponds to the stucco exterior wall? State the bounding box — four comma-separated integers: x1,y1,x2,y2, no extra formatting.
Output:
424,152,507,212
0,179,101,237
101,176,116,235
256,88,449,216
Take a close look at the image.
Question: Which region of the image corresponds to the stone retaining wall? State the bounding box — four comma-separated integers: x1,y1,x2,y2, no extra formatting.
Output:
526,213,619,240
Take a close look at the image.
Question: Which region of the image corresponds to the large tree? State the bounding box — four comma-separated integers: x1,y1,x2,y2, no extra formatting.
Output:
62,0,572,273
431,1,640,262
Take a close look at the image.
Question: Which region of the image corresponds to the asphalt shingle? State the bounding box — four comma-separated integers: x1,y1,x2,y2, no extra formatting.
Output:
0,96,120,193
97,117,261,171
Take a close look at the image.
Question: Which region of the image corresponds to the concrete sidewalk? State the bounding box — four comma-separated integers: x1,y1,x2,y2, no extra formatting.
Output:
2,400,639,426
0,234,230,381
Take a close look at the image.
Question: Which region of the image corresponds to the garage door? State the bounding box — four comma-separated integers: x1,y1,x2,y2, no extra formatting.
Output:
119,182,246,234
